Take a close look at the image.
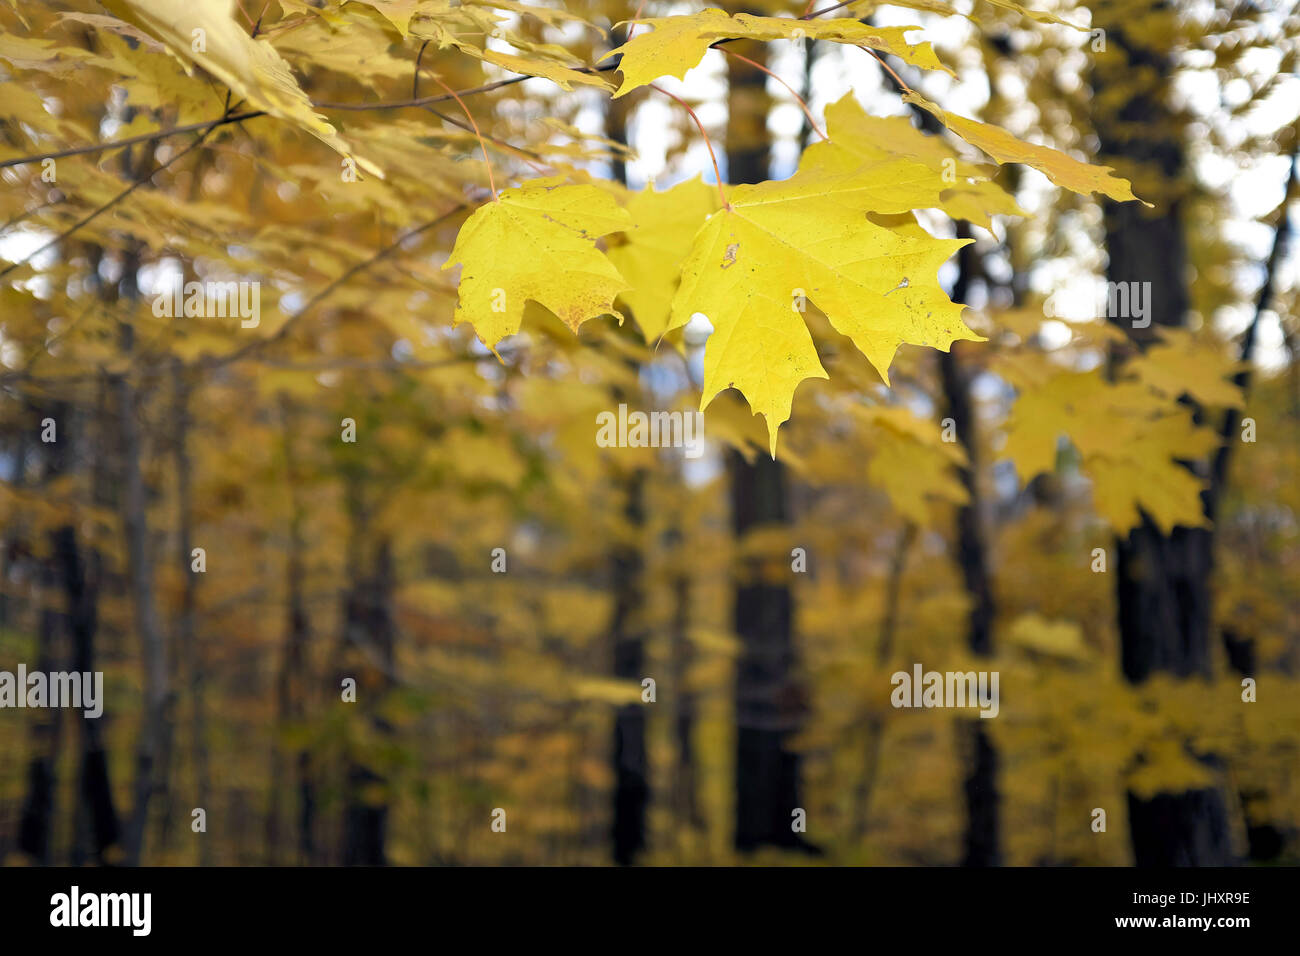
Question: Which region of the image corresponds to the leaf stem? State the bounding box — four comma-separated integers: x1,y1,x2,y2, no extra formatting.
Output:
0,124,219,280
720,48,827,142
426,74,499,201
861,46,913,96
648,84,729,209
627,0,648,40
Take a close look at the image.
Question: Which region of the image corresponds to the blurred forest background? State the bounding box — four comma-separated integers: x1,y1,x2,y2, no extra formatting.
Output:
0,0,1298,867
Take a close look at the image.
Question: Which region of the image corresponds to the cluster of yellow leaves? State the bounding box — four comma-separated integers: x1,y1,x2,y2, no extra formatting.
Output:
998,328,1242,532
107,0,381,174
452,93,1034,455
860,406,969,525
2,0,1146,459
443,54,1143,458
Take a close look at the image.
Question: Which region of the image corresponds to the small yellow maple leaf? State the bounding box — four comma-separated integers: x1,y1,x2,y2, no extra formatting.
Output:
601,9,952,98
1131,328,1244,410
904,92,1147,205
1002,369,1220,532
443,178,632,348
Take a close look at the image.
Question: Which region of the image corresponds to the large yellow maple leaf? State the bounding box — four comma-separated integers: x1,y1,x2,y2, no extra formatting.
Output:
666,166,976,456
443,178,632,348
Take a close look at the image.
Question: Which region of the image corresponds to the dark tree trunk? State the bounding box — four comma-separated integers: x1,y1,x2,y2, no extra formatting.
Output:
276,397,317,864
56,520,119,865
18,556,63,863
1092,11,1232,865
113,248,173,867
18,402,71,863
723,27,813,855
603,76,650,866
339,472,395,866
610,470,649,865
729,451,811,852
172,366,212,865
938,226,1001,867
669,550,702,835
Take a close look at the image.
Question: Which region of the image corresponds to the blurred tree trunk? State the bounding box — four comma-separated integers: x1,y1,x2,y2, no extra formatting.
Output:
18,523,64,863
62,376,118,864
668,521,702,841
274,396,317,864
723,30,811,853
938,226,1002,866
610,465,649,864
339,473,394,866
18,401,68,862
0,423,28,627
604,84,650,866
112,243,172,868
1091,14,1232,866
172,366,212,865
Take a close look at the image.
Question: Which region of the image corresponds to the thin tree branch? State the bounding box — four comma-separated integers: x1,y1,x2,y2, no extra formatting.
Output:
1,2,855,172
1207,147,1299,521
0,111,265,170
0,125,219,279
198,204,470,370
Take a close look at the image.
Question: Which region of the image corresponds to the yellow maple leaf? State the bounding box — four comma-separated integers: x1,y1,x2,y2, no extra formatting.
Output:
1002,370,1220,531
347,0,421,36
443,178,632,348
904,92,1146,205
1131,328,1244,410
804,94,1026,229
978,0,1088,30
859,407,968,524
666,166,976,456
601,8,952,98
1007,613,1092,662
465,46,614,92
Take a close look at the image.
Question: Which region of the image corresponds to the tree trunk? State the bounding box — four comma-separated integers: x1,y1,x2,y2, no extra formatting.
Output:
722,33,812,853
56,510,119,865
610,468,649,864
17,402,70,863
173,366,212,865
668,533,702,838
275,396,317,864
938,226,1002,866
17,550,64,863
339,473,395,866
603,74,651,866
1091,12,1232,865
